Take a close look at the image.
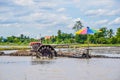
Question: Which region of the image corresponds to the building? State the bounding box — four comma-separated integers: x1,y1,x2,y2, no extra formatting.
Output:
45,36,52,40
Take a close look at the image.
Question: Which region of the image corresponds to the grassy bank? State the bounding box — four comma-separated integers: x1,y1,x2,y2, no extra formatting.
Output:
69,44,120,48
0,46,30,50
0,44,120,50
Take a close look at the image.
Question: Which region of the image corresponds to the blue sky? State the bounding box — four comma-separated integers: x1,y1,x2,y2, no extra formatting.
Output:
0,0,120,38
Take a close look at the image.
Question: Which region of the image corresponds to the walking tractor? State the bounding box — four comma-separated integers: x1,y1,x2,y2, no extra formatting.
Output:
30,42,57,58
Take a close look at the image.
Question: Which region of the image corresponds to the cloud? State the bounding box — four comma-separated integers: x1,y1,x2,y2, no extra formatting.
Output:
109,17,120,25
66,17,88,29
107,9,120,16
73,0,115,9
19,32,31,36
37,2,57,8
85,9,120,16
0,9,74,29
85,9,107,16
87,0,114,7
13,0,34,6
95,20,109,25
0,0,72,27
0,0,120,37
73,0,120,17
57,8,66,12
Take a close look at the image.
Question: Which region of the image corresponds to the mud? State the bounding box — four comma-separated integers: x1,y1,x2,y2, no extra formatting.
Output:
0,52,5,55
1,50,120,59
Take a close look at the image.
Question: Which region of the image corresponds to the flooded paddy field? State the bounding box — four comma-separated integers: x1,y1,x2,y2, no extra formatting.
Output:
0,56,120,80
0,47,120,80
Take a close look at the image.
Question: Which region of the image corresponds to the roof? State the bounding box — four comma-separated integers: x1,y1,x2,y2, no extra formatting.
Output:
45,36,52,40
29,42,41,46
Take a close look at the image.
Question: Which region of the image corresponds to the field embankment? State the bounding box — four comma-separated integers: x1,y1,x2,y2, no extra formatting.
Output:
0,44,120,50
0,46,30,50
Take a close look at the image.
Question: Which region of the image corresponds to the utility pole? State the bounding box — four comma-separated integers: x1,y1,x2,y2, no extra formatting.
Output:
39,34,42,43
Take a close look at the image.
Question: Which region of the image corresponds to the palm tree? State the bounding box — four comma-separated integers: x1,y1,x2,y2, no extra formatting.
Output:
116,27,120,37
107,29,113,38
72,20,84,31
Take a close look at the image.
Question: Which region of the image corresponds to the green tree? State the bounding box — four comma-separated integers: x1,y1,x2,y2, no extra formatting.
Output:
99,27,108,38
57,30,62,43
75,34,87,43
72,20,84,31
57,30,62,39
7,36,15,43
110,37,117,44
94,27,109,44
116,27,120,37
0,36,3,42
97,37,107,44
89,35,96,43
20,34,24,39
116,27,120,43
107,29,113,38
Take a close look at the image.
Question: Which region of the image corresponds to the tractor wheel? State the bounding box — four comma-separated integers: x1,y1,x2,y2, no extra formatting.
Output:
37,45,57,58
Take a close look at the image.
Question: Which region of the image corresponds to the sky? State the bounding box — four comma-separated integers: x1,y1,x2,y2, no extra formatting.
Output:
0,0,120,38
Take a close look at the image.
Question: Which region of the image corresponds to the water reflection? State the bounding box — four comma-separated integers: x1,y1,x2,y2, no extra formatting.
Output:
31,60,54,65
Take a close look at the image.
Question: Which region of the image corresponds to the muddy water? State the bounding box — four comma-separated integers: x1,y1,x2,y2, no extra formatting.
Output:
0,56,120,80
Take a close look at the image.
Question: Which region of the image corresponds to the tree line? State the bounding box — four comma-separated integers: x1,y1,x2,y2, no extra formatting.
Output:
42,27,120,44
43,21,120,44
0,21,120,45
0,34,37,45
